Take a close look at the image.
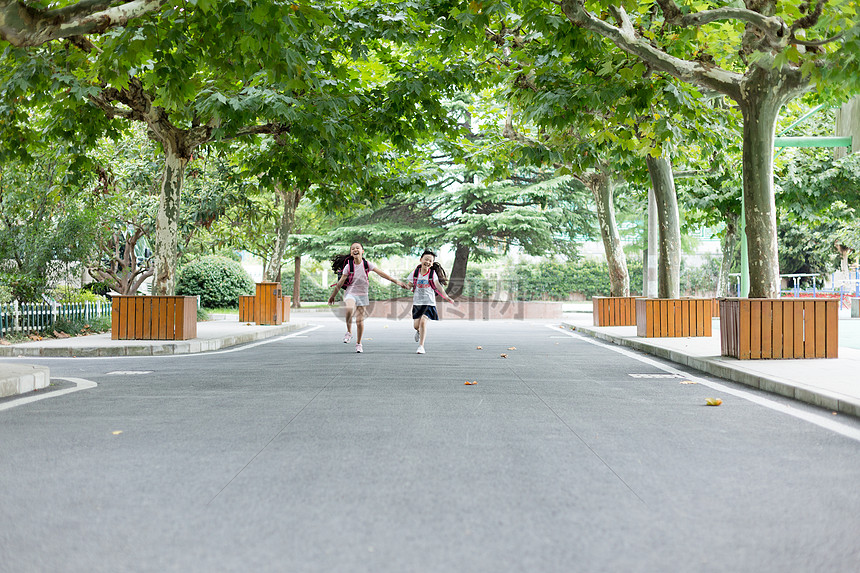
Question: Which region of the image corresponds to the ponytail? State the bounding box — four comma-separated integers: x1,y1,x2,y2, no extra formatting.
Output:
330,253,350,273
431,262,449,286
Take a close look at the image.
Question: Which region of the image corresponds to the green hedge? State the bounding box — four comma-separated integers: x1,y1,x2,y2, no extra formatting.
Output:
176,255,255,309
509,259,643,300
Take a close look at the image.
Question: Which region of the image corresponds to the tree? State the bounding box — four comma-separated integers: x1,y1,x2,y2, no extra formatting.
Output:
0,150,96,300
556,0,860,297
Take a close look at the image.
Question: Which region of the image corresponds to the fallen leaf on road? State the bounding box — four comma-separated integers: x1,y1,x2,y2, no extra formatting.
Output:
500,353,508,358
679,380,697,385
705,398,722,406
464,381,477,385
507,347,516,350
112,431,123,435
476,346,482,350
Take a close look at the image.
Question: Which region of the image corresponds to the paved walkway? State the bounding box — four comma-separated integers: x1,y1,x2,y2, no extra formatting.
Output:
3,307,860,418
563,310,860,417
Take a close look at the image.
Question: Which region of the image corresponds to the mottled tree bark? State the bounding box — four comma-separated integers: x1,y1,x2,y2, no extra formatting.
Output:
717,212,738,297
646,153,680,298
586,171,629,297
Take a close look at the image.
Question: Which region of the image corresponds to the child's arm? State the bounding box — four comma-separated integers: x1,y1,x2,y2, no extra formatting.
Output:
327,273,348,304
435,282,455,303
373,267,408,289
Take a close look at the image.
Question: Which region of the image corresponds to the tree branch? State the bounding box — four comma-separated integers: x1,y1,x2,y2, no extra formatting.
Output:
0,0,164,47
560,0,744,101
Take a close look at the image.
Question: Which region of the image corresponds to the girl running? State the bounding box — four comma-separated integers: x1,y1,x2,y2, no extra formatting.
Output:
408,250,454,354
328,242,407,353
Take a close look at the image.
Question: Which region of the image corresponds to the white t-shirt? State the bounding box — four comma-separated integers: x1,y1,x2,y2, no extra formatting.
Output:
409,268,438,306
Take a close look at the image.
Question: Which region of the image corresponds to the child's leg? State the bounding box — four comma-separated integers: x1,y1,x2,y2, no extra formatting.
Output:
355,305,366,343
418,315,428,346
344,298,356,333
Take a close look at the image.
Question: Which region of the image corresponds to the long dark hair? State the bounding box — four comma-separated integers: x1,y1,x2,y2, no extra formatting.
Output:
421,250,449,286
330,253,351,273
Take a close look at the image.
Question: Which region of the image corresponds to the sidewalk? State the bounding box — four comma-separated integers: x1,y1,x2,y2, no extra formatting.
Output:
563,311,860,418
0,317,306,398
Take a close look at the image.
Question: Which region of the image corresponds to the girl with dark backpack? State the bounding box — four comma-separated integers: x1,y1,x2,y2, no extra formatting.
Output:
327,242,408,353
408,249,454,354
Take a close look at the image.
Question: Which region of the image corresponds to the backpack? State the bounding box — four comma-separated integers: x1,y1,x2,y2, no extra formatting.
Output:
338,258,371,290
412,265,442,297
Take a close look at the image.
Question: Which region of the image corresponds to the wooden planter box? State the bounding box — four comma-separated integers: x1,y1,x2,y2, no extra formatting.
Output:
635,298,713,338
720,298,838,359
239,295,255,322
239,292,290,324
592,296,638,326
111,296,197,340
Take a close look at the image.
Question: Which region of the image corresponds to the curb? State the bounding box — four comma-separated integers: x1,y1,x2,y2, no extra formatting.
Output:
0,322,305,359
564,322,860,419
0,363,50,399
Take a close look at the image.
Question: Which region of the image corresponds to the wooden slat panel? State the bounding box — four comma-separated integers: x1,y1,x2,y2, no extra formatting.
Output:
826,299,838,358
174,297,185,340
701,299,712,337
772,301,783,359
782,300,794,359
793,301,804,358
673,300,682,337
156,297,167,339
761,300,772,358
681,300,698,336
126,297,136,340
593,298,600,326
803,300,815,358
739,299,751,360
750,300,761,359
111,298,120,340
814,300,826,358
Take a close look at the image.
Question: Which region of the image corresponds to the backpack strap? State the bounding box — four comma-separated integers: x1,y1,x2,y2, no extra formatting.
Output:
427,267,442,297
412,265,422,290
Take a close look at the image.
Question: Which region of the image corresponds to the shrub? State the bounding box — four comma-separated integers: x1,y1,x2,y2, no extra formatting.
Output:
508,258,644,300
51,286,109,304
176,255,254,309
279,269,332,302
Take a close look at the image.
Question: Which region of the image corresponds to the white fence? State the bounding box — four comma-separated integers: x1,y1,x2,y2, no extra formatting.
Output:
0,301,112,338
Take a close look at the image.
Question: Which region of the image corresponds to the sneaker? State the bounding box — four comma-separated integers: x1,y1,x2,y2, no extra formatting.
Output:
343,332,352,343
416,346,425,354
355,343,363,353
414,329,420,342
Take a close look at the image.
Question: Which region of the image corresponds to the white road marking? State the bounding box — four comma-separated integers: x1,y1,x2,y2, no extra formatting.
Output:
0,325,325,361
0,377,97,412
106,371,153,375
548,325,860,444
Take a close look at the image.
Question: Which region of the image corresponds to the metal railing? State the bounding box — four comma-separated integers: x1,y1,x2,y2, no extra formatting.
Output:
0,301,112,338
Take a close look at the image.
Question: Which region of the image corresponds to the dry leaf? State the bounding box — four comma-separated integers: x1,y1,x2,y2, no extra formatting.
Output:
832,412,838,416
705,398,722,406
500,353,508,358
464,381,477,385
507,347,516,350
112,431,123,435
679,380,697,385
476,346,482,350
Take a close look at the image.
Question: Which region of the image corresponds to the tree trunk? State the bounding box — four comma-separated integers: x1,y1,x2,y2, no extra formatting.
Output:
151,145,187,295
292,255,301,308
646,153,680,298
739,69,802,298
717,212,738,297
587,171,629,297
447,243,470,299
264,184,303,282
836,243,851,274
646,189,658,298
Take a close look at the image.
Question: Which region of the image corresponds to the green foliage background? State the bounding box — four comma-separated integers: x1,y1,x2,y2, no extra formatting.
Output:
176,256,255,309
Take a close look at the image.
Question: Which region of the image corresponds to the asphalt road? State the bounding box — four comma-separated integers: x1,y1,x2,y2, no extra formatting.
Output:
2,317,860,573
